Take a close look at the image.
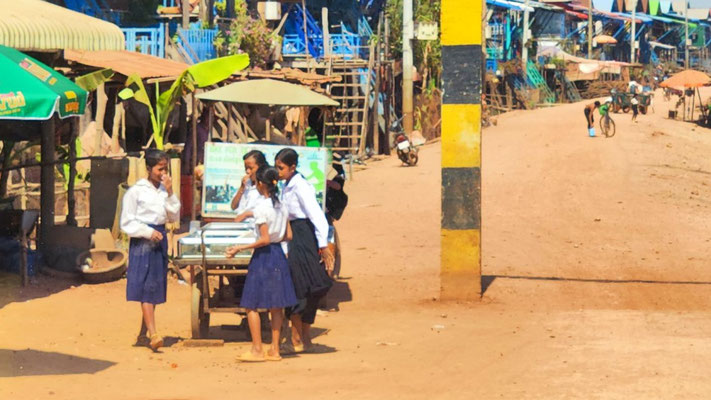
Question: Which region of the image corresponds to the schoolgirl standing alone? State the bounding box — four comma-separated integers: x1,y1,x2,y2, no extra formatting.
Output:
275,148,334,352
120,150,180,351
225,165,297,362
230,150,267,215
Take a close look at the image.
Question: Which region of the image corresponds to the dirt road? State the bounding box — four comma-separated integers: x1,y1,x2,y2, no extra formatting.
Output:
4,90,711,399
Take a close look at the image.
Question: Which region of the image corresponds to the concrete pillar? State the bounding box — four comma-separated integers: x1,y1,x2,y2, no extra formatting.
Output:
440,0,482,300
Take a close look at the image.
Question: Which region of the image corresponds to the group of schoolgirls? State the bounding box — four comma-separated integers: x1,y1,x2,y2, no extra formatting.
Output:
120,148,334,362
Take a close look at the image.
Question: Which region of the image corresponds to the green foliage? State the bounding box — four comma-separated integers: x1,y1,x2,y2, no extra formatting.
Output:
214,1,279,68
385,0,441,86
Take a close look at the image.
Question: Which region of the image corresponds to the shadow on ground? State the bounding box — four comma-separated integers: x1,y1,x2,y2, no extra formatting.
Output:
0,272,78,311
0,348,115,377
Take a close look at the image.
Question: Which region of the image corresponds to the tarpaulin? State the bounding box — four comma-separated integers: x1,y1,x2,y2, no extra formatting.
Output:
649,0,660,14
660,0,672,13
593,0,616,11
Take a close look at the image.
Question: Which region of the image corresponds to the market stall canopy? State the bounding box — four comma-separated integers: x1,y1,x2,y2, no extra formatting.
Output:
64,49,189,79
0,45,87,121
0,0,124,51
595,35,618,44
196,79,339,106
660,69,711,88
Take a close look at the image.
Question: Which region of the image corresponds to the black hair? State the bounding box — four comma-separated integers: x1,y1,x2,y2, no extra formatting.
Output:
255,165,280,206
594,101,601,107
145,149,170,169
243,150,267,167
275,148,298,168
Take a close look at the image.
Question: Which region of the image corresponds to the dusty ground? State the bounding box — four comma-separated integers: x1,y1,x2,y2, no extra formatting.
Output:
4,89,711,399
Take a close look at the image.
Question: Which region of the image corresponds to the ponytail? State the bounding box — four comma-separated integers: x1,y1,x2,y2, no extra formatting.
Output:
255,165,280,207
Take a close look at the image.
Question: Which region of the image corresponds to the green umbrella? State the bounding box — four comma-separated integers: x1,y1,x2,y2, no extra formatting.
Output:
0,45,87,120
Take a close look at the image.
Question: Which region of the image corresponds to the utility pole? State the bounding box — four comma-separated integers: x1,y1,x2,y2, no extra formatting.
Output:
522,0,530,77
402,0,414,135
685,0,689,68
440,0,482,300
587,0,593,59
631,0,636,63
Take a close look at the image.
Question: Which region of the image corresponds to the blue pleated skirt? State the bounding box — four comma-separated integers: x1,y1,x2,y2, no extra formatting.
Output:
126,224,168,305
240,243,298,310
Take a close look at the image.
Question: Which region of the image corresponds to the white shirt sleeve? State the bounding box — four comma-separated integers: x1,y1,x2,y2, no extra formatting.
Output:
164,192,181,223
296,181,329,248
120,187,155,239
252,203,268,226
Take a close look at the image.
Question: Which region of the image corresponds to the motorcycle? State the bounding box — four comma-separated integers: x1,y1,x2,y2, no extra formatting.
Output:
394,133,418,166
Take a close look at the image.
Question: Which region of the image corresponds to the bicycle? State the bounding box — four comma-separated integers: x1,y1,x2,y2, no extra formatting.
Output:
599,108,616,138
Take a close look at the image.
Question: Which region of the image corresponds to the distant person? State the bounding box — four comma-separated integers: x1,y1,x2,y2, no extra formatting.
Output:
631,95,639,123
584,101,601,137
120,150,181,351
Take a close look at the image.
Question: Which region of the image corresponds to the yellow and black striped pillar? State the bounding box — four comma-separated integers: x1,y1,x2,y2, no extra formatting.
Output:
440,0,482,300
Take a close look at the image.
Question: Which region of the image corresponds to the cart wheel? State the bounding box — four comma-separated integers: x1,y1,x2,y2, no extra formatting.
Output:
622,105,631,113
612,104,621,113
191,273,210,339
640,105,647,115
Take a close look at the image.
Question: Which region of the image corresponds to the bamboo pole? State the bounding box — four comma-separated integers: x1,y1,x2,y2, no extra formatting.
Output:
191,93,198,221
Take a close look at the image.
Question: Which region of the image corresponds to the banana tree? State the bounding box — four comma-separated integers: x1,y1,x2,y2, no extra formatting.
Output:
119,54,250,150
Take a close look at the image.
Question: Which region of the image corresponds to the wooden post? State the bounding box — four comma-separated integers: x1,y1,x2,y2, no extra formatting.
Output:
384,17,392,155
302,0,309,58
94,83,107,156
373,12,383,155
266,117,271,141
191,93,198,221
40,118,56,251
66,118,79,227
182,0,190,30
322,7,330,58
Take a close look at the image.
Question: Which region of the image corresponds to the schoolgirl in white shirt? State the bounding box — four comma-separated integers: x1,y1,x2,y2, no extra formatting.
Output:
230,150,267,217
226,166,297,362
120,150,180,351
274,148,334,353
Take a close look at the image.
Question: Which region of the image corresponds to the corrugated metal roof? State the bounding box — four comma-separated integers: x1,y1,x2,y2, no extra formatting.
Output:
64,49,189,79
0,0,125,52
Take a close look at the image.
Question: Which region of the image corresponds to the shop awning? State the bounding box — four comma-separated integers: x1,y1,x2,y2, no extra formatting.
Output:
487,0,534,12
64,49,189,79
196,79,339,107
616,12,654,23
649,40,677,49
0,0,125,52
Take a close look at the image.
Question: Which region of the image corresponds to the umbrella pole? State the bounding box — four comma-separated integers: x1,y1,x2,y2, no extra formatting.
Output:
692,89,696,121
40,118,56,252
191,93,198,222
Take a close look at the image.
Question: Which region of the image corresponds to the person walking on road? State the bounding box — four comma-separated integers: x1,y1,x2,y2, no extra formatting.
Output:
631,95,639,123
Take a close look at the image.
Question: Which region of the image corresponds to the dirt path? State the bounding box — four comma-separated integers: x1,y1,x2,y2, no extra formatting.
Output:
4,90,711,399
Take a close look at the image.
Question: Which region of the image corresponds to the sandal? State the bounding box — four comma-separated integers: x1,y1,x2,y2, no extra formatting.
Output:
280,342,304,354
238,351,266,362
263,350,282,361
149,334,164,351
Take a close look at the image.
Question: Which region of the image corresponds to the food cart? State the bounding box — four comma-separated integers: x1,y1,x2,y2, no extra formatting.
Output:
176,79,339,339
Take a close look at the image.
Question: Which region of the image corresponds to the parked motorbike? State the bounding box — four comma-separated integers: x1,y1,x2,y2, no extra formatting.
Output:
394,133,418,166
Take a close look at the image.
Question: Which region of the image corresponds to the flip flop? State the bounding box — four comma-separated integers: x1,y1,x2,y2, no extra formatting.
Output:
238,351,266,362
279,342,304,354
263,350,282,361
149,334,164,351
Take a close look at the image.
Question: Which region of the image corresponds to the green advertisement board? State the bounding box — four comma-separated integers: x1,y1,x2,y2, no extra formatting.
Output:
202,142,329,218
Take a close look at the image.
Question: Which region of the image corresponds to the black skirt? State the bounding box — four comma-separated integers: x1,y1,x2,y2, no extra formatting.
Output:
288,219,332,299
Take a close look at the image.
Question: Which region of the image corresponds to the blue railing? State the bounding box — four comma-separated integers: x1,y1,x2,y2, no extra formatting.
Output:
177,27,219,62
123,27,165,58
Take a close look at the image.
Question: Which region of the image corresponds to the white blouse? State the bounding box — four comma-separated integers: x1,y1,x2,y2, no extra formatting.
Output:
120,179,181,239
235,179,261,215
252,197,288,243
281,173,329,248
